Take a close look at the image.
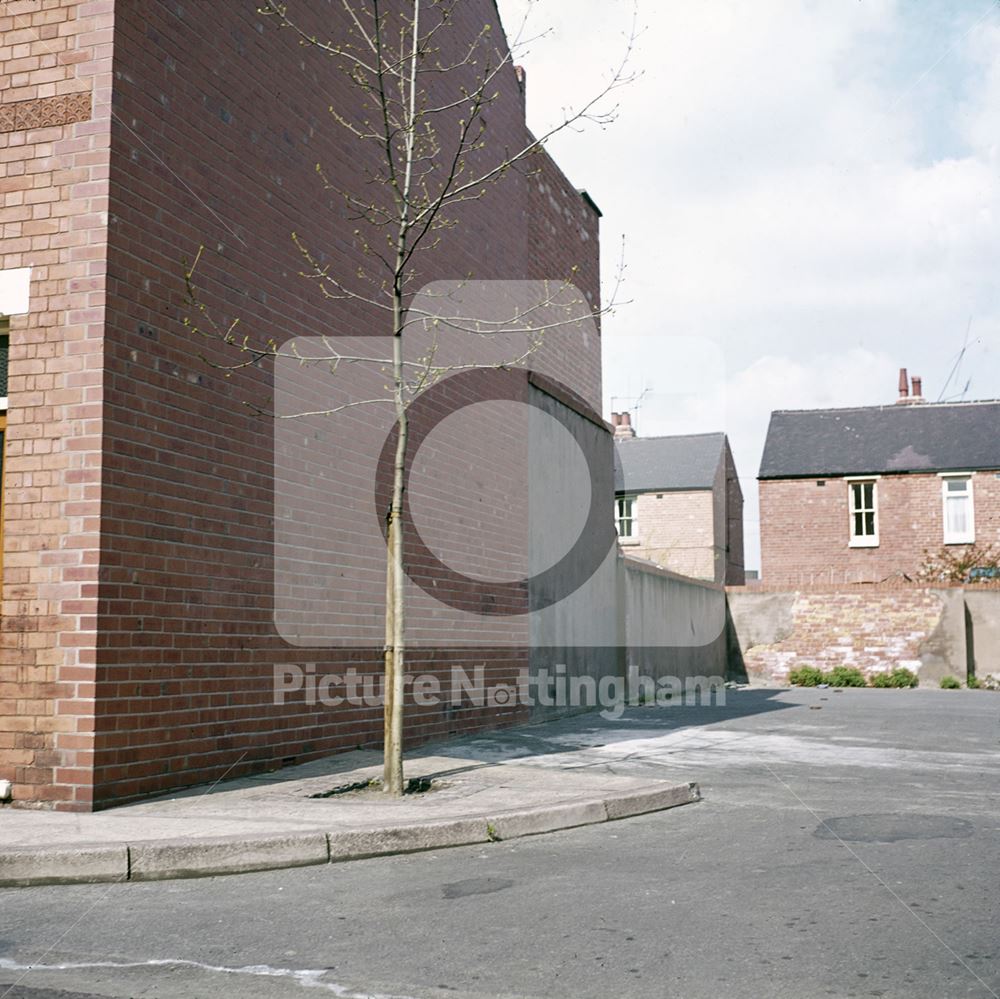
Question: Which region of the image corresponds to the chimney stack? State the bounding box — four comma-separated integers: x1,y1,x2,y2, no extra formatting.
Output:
896,368,927,405
614,411,636,440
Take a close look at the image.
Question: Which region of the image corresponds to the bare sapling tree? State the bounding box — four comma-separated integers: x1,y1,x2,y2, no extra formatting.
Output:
184,0,634,795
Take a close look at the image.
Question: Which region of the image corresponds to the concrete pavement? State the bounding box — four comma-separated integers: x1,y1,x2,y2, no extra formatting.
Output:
0,726,701,886
2,686,998,999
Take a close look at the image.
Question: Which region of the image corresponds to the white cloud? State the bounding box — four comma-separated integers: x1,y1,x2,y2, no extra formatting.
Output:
961,21,1000,165
497,0,1000,567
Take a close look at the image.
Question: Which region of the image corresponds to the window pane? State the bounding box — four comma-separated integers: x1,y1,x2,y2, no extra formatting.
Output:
863,483,874,508
616,496,636,538
851,483,862,510
865,512,875,536
946,496,968,535
946,478,968,493
853,512,864,536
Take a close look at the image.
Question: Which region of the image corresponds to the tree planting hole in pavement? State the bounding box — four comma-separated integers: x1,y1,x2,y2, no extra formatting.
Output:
308,776,440,798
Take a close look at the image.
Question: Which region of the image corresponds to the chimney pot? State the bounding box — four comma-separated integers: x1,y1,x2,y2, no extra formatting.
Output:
611,412,621,427
613,410,636,440
911,375,923,398
898,367,909,398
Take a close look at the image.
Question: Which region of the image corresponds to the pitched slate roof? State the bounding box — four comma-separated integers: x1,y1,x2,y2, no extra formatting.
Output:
759,400,1000,479
614,432,725,492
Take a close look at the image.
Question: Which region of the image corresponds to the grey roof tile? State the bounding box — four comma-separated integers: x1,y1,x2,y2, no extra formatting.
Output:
614,432,725,492
759,400,1000,478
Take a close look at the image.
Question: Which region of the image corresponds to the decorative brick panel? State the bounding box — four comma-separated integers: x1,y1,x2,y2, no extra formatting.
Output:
0,91,92,132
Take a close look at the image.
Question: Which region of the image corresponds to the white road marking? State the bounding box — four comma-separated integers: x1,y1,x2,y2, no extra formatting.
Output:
0,958,417,999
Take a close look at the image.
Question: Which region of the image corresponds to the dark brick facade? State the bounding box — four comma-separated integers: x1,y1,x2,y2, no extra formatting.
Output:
1,1,602,808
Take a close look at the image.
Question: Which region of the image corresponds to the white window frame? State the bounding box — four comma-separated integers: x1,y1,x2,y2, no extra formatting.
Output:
0,315,7,412
939,472,975,545
846,476,879,548
0,267,30,318
616,494,638,542
0,267,29,414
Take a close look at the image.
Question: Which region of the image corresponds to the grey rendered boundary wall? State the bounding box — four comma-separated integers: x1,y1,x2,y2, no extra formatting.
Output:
965,590,1000,678
525,382,737,721
622,557,733,684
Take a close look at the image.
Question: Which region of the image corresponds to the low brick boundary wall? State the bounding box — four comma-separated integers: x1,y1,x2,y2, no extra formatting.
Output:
726,585,1000,686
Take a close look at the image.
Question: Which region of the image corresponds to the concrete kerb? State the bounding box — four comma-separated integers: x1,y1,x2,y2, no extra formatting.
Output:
486,800,608,841
129,832,331,882
0,843,128,888
0,782,701,887
603,781,701,821
327,818,489,862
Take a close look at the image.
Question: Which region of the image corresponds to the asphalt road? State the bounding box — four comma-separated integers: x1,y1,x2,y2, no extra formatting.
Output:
2,688,999,999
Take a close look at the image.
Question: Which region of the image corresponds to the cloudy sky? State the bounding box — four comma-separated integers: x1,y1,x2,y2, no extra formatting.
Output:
495,0,1000,570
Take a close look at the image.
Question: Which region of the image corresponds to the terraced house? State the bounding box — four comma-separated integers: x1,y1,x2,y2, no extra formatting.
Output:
759,371,1000,584
612,414,744,586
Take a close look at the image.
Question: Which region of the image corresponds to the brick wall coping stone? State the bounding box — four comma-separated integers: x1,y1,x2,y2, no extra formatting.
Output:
624,555,726,592
728,581,1000,593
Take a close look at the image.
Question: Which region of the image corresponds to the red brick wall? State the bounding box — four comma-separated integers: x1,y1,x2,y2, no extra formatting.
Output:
527,150,602,404
0,0,113,809
734,588,946,684
77,1,600,807
760,470,1000,585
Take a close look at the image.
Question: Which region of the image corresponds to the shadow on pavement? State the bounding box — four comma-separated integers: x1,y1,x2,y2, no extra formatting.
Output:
415,687,797,775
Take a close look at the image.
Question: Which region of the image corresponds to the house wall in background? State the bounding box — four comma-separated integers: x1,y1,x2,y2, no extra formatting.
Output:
624,489,717,581
759,470,1000,585
722,442,745,586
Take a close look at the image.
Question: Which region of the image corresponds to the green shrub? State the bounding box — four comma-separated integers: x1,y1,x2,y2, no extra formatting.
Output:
967,676,981,689
919,542,1000,583
789,664,824,687
871,669,918,688
824,666,867,688
940,675,961,689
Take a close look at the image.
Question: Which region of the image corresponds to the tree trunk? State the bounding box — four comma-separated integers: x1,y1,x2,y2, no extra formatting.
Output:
383,329,408,796
382,0,420,797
